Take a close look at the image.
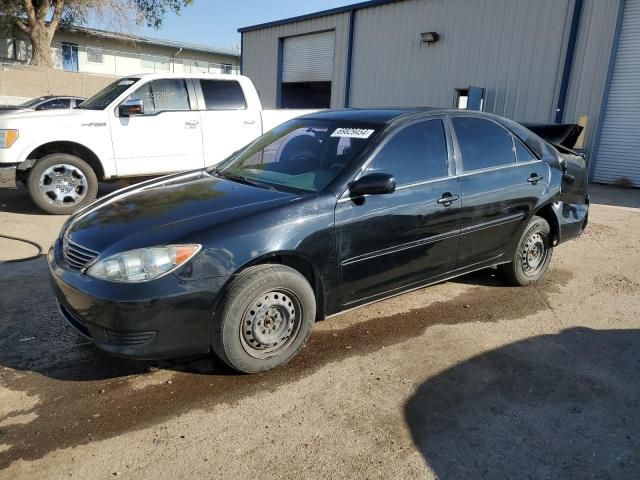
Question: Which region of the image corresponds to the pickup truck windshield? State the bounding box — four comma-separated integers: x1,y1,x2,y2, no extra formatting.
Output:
78,78,140,110
216,120,379,193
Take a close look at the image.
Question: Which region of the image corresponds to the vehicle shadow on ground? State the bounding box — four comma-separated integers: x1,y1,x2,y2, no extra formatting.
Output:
589,184,640,210
0,182,124,215
404,327,640,480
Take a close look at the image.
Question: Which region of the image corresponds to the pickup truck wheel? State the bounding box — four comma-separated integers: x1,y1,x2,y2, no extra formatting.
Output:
499,215,553,286
27,154,98,215
212,264,316,373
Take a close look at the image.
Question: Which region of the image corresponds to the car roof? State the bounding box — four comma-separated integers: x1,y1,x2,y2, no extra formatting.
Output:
301,107,524,127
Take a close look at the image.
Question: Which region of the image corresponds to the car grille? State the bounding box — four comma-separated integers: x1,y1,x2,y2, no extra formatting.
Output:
63,235,99,271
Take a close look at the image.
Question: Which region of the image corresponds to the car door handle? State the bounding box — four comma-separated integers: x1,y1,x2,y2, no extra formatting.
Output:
527,174,544,185
244,119,256,125
437,193,460,206
185,120,199,129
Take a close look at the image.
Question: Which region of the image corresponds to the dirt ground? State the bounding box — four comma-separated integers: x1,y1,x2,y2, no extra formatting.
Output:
0,184,639,479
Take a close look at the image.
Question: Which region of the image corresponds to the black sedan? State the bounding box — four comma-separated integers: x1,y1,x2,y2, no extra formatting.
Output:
49,109,589,373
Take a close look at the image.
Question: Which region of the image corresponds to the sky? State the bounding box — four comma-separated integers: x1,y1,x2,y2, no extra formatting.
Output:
132,0,356,51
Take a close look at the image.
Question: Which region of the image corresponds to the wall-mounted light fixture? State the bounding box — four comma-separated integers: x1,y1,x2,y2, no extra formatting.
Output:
420,32,440,44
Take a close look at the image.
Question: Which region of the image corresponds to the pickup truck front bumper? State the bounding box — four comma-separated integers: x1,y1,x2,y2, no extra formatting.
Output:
0,164,17,189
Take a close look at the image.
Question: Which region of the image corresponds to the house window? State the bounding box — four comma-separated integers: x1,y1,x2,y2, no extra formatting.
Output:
221,63,233,74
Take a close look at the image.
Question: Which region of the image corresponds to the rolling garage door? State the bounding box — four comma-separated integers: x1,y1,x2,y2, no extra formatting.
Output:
280,31,335,108
592,0,640,186
282,31,335,82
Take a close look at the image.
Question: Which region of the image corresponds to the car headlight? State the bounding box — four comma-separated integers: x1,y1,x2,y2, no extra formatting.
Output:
86,244,201,283
0,129,18,148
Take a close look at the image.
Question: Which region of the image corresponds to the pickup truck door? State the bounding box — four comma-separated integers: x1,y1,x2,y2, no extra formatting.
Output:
110,78,204,176
193,78,261,166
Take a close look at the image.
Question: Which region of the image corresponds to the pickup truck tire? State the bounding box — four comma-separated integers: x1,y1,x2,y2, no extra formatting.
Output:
499,215,553,286
212,264,316,373
27,154,98,215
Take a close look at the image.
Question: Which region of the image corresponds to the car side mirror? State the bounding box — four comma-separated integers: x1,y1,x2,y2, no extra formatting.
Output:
350,173,396,196
119,99,144,117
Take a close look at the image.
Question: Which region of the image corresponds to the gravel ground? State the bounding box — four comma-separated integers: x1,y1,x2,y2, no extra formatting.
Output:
0,184,639,479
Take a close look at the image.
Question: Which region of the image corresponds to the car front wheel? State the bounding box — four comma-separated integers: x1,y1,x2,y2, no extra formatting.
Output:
499,215,553,286
212,264,316,373
27,154,98,215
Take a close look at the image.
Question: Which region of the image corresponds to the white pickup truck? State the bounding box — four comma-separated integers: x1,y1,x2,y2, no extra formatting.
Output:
0,73,315,214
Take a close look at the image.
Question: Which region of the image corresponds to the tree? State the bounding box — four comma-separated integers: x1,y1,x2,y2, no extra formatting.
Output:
0,0,193,67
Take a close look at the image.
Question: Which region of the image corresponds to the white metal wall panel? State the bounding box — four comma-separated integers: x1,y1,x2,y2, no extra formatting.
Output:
282,31,335,83
593,0,640,186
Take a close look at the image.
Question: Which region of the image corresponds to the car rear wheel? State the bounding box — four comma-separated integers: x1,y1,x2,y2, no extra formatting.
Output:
499,215,553,286
212,264,316,373
27,154,98,215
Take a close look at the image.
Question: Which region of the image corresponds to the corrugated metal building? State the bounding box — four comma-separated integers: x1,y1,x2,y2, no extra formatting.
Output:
239,0,640,187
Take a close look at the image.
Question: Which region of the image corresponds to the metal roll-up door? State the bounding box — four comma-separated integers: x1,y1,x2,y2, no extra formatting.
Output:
282,31,335,83
593,0,640,186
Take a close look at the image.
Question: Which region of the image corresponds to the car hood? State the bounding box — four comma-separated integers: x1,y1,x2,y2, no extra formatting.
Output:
0,108,91,123
66,170,299,253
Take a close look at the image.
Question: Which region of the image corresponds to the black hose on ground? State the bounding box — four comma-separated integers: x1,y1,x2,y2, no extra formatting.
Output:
0,234,43,263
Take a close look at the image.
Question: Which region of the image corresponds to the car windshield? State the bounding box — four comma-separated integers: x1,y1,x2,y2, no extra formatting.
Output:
215,120,379,193
77,78,140,110
19,96,48,108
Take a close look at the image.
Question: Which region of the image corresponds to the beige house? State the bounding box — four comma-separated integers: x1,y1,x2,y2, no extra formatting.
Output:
0,23,240,76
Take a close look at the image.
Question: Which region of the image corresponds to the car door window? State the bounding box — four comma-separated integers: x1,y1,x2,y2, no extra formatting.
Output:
199,80,247,110
514,138,536,162
126,79,190,114
452,117,515,171
37,98,69,110
364,119,449,185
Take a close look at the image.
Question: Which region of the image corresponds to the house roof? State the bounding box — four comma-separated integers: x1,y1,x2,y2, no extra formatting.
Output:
58,24,240,58
238,0,403,33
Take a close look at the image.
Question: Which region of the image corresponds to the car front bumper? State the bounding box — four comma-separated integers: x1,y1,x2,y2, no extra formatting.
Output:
0,164,17,189
48,241,228,359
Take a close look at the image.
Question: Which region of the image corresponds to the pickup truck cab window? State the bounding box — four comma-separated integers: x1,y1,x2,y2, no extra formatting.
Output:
364,119,449,185
200,79,247,110
126,79,191,114
452,117,515,171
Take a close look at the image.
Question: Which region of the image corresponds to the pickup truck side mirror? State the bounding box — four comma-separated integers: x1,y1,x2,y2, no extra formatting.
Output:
119,99,144,117
350,173,396,196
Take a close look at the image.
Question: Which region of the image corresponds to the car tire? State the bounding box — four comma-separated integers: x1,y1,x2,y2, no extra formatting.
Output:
212,264,316,373
499,215,553,286
27,154,98,215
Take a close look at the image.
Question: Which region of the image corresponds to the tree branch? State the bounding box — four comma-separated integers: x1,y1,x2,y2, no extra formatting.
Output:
15,19,30,34
22,0,36,26
48,0,66,32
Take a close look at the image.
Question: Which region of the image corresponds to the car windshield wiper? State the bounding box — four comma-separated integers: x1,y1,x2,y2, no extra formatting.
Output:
216,170,277,191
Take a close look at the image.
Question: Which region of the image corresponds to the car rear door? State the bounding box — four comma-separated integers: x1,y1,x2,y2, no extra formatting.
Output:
194,78,261,166
451,115,548,267
110,78,204,176
336,117,461,306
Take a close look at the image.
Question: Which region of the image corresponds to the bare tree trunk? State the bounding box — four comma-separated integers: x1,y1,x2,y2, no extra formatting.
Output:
28,24,53,67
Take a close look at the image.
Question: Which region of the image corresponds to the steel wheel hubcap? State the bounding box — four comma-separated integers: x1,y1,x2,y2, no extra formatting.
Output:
522,232,547,276
39,164,88,206
240,290,300,359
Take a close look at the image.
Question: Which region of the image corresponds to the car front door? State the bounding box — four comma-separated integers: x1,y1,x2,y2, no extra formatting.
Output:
336,118,461,306
195,79,261,166
451,115,548,266
111,78,204,176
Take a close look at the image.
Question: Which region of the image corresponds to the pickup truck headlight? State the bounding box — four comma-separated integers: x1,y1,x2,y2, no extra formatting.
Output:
0,129,18,148
86,245,201,283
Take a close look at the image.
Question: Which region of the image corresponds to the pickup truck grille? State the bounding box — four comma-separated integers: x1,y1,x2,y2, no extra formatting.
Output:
63,236,99,271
